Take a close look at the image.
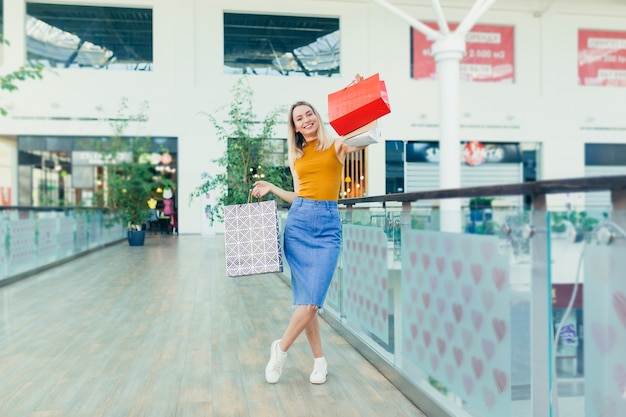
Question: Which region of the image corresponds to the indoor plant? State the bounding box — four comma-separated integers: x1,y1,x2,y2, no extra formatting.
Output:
189,76,291,221
105,136,157,245
99,99,157,245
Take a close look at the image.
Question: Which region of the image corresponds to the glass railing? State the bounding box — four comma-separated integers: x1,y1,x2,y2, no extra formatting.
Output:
275,175,626,417
0,207,126,283
550,208,625,417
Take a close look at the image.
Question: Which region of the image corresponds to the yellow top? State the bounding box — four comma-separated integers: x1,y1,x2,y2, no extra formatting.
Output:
294,140,343,201
147,198,157,209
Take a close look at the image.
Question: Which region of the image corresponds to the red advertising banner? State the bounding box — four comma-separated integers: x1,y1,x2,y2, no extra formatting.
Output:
411,23,514,83
578,29,626,87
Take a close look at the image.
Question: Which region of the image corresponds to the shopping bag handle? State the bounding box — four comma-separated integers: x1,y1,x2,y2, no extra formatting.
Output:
247,190,262,204
340,73,367,91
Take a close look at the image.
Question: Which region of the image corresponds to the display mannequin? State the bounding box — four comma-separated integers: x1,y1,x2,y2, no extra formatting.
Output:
162,187,174,216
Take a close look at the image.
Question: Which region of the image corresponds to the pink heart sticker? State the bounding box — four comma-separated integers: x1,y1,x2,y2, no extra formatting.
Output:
452,260,463,279
613,291,626,329
436,257,446,274
591,322,616,356
493,318,507,342
437,338,447,356
482,338,495,361
482,290,495,311
423,330,431,347
613,364,626,394
453,347,464,366
483,387,496,410
471,264,483,285
492,267,507,291
453,304,464,323
422,254,431,271
472,357,484,379
493,369,508,394
422,293,431,309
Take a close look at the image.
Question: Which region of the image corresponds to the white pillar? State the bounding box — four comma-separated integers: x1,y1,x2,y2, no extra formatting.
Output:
3,0,27,70
431,35,465,232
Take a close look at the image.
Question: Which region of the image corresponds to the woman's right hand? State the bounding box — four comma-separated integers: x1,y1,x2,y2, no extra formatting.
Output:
252,181,272,199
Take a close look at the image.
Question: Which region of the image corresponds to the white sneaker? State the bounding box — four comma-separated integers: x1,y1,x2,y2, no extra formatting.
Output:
265,339,287,384
310,357,328,384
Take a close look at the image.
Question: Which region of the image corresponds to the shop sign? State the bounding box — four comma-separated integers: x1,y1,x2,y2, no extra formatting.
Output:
412,23,514,82
464,141,487,166
72,151,132,165
406,142,521,164
579,29,626,86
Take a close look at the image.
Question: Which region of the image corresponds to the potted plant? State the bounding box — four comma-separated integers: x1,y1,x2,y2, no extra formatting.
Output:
98,99,158,246
189,77,291,221
105,136,157,245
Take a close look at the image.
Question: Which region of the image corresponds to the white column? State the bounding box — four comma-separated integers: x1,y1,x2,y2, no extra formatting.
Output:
3,0,27,70
431,35,465,232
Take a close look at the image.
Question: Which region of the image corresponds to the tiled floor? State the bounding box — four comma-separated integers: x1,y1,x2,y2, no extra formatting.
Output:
0,235,426,417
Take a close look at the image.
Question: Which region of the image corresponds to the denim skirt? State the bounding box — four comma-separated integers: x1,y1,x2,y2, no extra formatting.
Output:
284,197,342,308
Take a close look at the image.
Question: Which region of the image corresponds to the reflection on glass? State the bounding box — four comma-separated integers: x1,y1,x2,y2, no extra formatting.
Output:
26,4,153,71
223,13,340,77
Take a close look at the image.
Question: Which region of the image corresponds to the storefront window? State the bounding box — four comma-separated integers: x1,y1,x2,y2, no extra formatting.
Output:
224,13,340,77
26,3,153,71
386,140,404,194
17,136,176,207
342,150,367,199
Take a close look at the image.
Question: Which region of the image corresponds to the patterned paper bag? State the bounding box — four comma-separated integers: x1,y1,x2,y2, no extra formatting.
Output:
223,199,283,277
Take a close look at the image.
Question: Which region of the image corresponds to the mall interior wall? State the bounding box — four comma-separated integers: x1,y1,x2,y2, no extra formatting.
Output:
0,0,624,233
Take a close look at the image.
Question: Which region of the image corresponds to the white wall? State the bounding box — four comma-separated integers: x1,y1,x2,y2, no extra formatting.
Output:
1,0,625,232
0,136,17,206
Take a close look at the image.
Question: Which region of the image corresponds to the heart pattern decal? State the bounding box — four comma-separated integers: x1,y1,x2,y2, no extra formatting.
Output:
585,245,626,417
402,230,511,416
341,226,390,343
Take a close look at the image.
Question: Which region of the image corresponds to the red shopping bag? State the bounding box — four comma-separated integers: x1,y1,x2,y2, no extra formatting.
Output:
328,73,391,136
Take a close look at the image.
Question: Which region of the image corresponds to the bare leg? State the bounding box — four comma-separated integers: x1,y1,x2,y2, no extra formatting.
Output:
304,314,323,358
278,306,318,351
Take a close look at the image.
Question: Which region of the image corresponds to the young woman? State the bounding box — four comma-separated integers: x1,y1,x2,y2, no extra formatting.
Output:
252,78,368,384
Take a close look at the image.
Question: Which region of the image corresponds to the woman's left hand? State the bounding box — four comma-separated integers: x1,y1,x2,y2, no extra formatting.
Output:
252,181,272,198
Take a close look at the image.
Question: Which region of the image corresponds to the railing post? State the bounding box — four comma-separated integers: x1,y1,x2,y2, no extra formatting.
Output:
394,201,412,365
400,201,412,229
345,203,353,225
531,193,551,417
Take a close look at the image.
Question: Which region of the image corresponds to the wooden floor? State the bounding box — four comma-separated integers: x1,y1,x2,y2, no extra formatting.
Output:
0,235,427,417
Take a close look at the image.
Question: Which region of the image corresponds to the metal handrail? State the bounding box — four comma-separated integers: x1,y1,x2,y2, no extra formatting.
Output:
338,175,626,205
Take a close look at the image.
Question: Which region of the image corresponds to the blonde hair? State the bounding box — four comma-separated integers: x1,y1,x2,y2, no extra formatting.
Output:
287,101,334,165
